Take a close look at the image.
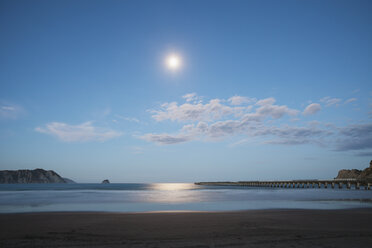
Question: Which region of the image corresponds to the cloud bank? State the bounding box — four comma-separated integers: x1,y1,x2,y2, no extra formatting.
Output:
141,93,371,153
142,94,313,145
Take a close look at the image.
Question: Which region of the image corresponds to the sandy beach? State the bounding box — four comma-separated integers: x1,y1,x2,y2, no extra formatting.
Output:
1,209,372,247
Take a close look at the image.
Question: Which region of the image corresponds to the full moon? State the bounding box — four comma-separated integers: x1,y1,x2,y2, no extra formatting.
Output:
166,54,181,70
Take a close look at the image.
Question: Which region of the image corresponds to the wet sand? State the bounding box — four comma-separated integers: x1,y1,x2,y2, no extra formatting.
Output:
1,209,372,247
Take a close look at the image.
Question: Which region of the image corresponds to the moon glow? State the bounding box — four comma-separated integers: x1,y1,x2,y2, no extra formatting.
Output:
166,54,181,70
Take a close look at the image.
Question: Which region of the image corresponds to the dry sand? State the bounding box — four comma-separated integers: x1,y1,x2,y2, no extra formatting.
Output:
1,209,372,247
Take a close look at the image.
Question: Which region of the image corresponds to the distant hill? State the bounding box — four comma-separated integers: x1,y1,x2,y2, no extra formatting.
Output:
0,169,67,184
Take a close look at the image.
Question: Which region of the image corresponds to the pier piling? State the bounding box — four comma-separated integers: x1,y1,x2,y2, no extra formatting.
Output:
347,182,351,189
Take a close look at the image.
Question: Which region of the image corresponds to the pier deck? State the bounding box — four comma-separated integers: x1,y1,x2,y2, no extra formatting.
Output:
195,179,372,190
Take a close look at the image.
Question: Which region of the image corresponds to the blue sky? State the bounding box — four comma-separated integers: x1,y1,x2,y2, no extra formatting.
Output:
0,0,371,183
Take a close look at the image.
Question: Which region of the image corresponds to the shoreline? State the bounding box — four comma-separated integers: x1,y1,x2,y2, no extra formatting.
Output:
1,209,372,247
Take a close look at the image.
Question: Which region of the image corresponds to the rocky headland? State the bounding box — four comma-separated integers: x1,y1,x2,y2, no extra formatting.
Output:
335,160,372,181
0,169,67,184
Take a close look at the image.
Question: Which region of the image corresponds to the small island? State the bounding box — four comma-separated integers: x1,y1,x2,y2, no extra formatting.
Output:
101,179,110,184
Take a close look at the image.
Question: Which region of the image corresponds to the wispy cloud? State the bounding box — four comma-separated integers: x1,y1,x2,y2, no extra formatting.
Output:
0,103,24,120
115,114,140,123
182,92,200,103
36,121,122,142
228,96,256,105
261,125,331,146
320,97,342,107
141,133,192,145
344,98,357,104
303,103,321,116
141,119,331,146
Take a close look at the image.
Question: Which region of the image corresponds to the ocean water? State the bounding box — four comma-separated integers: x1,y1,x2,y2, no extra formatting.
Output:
0,183,372,213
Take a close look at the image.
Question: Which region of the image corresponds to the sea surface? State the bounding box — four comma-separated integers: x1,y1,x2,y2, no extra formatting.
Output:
0,183,372,213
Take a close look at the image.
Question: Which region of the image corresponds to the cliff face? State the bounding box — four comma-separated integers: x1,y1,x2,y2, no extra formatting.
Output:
0,169,66,184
